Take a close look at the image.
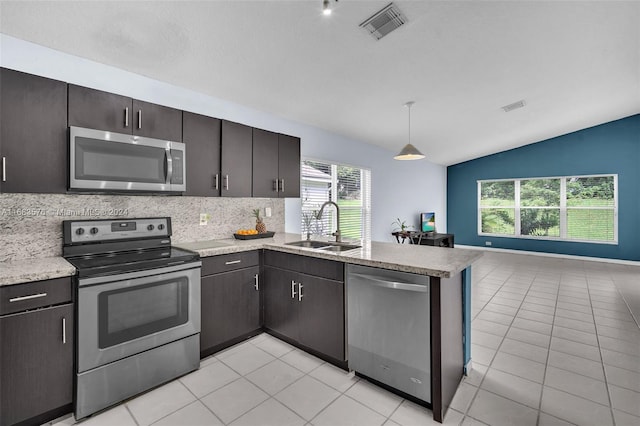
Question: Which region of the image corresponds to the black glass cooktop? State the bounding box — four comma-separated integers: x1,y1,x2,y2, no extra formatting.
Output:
66,246,199,278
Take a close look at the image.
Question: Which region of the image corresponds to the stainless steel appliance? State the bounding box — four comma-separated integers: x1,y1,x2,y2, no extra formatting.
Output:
69,126,186,192
347,264,431,403
63,217,201,420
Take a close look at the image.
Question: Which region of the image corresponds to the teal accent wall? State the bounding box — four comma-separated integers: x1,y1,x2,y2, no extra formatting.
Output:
447,114,640,261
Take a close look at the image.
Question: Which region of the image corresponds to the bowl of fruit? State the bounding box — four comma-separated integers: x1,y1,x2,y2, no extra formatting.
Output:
233,209,276,239
233,228,275,240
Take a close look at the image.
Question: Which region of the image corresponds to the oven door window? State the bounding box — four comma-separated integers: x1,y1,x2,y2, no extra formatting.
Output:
98,277,189,349
75,137,168,184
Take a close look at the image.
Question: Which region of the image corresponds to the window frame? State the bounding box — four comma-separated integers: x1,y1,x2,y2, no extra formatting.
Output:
301,157,372,242
477,174,618,245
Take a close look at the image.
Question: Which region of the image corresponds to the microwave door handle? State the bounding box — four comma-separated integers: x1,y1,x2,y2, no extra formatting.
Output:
165,149,174,184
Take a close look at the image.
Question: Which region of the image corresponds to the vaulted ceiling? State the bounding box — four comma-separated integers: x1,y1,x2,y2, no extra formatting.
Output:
1,1,638,165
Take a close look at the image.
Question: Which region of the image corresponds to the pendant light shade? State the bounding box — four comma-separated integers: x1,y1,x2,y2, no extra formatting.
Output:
394,101,425,161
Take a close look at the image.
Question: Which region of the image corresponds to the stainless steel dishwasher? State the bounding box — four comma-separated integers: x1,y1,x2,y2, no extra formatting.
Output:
347,264,430,403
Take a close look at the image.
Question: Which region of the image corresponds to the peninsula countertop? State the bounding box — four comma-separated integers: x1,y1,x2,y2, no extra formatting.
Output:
175,233,482,278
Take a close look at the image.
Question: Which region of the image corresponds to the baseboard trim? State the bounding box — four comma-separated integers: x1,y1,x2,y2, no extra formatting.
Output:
457,245,640,266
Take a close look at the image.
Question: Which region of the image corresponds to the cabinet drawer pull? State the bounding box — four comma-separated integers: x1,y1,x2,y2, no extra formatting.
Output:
2,157,6,182
225,260,241,265
291,280,297,299
9,292,47,303
138,110,142,129
298,282,304,301
62,317,67,344
124,107,129,127
254,274,259,291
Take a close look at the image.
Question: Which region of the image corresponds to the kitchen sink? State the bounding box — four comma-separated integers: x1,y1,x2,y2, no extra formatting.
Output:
317,244,361,252
285,240,334,249
285,240,361,252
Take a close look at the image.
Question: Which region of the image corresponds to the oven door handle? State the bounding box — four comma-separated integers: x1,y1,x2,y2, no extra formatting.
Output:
78,260,202,287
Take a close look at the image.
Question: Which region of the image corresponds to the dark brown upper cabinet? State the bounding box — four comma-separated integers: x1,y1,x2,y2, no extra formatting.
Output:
221,120,253,197
183,112,221,197
278,134,301,198
68,84,182,141
252,130,301,198
252,128,279,197
0,68,68,194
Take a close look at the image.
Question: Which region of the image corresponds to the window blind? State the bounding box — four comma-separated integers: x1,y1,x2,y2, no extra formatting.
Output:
301,159,371,241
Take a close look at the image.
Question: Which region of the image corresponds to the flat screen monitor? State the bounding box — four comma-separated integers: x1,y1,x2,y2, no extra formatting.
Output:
421,212,436,232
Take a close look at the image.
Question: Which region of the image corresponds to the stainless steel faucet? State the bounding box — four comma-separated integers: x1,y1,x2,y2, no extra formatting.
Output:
317,201,341,243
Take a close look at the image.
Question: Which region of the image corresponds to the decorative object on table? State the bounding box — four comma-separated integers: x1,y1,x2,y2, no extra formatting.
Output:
302,211,316,240
391,218,413,238
252,208,267,234
233,231,276,240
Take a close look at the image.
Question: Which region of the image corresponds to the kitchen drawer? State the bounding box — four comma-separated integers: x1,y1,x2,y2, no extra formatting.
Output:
201,251,260,276
264,250,344,282
0,277,72,316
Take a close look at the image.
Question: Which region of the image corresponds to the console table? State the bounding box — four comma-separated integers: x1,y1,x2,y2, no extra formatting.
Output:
392,231,454,248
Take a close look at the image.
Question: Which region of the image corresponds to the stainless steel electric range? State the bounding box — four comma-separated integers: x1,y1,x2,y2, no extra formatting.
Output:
62,217,201,420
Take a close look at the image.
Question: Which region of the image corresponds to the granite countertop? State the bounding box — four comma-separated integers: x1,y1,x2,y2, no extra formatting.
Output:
175,233,482,278
0,256,76,287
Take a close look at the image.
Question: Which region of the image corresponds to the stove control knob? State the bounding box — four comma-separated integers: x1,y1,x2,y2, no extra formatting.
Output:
147,224,155,231
75,228,85,235
90,227,99,235
157,224,165,231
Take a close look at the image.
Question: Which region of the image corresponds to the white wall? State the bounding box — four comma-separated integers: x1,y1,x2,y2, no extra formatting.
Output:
0,35,446,242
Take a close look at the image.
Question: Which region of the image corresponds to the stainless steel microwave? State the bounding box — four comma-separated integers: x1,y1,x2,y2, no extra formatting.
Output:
69,126,186,192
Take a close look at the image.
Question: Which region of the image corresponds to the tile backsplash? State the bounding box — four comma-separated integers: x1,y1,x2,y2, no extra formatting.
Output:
0,194,284,262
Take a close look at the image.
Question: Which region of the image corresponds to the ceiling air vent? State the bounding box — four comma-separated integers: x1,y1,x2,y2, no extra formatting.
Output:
502,100,526,112
360,3,407,40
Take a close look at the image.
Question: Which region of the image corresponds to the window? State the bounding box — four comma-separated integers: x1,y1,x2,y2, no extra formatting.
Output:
301,159,371,241
478,175,617,243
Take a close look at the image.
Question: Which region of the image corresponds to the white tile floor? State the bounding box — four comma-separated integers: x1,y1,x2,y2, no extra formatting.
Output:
49,251,639,426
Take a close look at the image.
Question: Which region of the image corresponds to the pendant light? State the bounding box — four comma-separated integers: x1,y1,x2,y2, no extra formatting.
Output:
322,0,332,16
394,101,425,160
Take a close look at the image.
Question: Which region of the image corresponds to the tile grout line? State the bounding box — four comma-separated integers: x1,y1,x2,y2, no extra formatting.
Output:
587,272,619,426
536,271,565,426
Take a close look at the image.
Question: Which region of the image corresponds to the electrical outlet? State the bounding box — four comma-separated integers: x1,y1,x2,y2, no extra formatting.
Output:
485,241,492,246
199,213,210,226
265,207,272,218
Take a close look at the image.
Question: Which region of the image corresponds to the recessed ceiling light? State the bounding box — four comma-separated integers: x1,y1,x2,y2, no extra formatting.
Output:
502,100,526,112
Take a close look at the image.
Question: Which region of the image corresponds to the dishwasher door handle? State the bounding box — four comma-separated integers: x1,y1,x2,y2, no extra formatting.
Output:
349,273,428,292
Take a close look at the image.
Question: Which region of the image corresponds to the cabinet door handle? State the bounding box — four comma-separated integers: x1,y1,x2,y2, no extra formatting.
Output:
273,179,279,192
291,280,297,299
124,107,129,127
62,317,67,344
280,179,285,193
9,292,47,303
298,282,304,301
254,274,259,291
214,174,219,190
224,175,229,191
2,157,5,182
138,110,142,129
225,260,241,265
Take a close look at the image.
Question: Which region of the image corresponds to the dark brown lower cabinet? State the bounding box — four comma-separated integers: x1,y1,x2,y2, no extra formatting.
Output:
0,304,73,426
200,264,261,358
296,272,344,361
263,255,345,363
263,266,298,341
